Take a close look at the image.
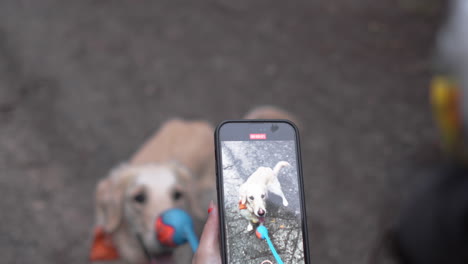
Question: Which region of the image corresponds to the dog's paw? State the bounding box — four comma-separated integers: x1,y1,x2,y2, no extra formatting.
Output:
247,223,253,232
283,200,289,207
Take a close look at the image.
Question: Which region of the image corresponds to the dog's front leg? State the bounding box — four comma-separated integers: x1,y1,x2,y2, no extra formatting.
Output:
247,222,253,232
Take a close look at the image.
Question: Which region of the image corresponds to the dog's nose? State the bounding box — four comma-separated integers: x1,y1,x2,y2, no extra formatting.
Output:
258,209,265,216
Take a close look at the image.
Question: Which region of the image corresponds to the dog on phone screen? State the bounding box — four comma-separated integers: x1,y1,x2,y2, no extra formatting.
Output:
239,161,291,231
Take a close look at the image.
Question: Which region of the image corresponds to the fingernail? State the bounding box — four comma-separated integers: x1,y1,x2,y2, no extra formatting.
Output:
207,200,214,214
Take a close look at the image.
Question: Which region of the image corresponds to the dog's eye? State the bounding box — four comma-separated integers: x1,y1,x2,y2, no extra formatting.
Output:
133,192,146,204
261,194,265,199
172,190,183,201
249,196,254,200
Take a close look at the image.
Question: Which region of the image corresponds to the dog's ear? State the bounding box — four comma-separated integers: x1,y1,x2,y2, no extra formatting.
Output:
95,165,134,233
91,167,130,262
169,161,205,219
95,178,123,233
239,185,247,205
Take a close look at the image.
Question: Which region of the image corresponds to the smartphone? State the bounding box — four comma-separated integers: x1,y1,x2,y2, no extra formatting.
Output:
215,120,310,264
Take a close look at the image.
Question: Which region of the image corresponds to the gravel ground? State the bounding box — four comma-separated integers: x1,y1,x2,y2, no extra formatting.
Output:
0,0,444,263
221,141,304,264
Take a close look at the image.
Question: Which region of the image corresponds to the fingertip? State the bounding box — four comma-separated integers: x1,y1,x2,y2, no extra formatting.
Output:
200,202,219,242
208,200,214,214
208,202,218,225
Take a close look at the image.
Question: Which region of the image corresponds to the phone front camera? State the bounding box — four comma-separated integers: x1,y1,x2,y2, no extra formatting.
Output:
271,124,279,132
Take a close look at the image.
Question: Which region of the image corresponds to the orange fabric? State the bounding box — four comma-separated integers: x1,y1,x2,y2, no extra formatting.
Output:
238,201,247,210
89,226,120,261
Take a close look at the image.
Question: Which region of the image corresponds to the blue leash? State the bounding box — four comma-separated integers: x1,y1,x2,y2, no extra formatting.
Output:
256,225,284,264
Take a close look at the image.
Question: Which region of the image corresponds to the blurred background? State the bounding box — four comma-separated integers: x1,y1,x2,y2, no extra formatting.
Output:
0,0,451,263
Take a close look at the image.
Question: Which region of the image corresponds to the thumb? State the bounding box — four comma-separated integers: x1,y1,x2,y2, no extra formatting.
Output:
192,201,221,264
199,200,219,247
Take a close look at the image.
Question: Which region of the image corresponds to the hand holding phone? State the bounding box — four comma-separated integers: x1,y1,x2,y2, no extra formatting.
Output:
215,120,310,264
192,201,221,264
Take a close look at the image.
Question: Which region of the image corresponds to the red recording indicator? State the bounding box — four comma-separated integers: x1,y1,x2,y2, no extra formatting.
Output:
250,133,267,140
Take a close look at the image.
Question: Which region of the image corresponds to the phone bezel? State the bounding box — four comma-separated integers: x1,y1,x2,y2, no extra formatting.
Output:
214,119,311,264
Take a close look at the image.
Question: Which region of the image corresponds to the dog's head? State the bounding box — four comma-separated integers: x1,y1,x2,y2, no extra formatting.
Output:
90,162,202,263
239,183,268,218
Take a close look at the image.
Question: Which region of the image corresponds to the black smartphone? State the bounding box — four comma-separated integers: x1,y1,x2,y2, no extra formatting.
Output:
215,120,310,264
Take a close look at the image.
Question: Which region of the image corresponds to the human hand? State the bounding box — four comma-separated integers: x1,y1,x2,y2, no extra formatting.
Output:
192,201,221,264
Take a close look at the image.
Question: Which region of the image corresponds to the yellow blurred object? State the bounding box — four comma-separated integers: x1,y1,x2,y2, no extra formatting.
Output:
430,75,465,160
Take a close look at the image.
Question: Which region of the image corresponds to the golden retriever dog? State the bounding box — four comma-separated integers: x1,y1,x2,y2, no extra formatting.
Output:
239,161,291,231
89,106,298,264
90,119,215,264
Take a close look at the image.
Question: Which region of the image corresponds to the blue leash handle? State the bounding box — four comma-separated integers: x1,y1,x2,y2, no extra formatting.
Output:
184,225,199,252
158,208,199,253
256,225,284,264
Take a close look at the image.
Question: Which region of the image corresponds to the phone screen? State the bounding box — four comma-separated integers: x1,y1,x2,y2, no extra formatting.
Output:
216,121,309,264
